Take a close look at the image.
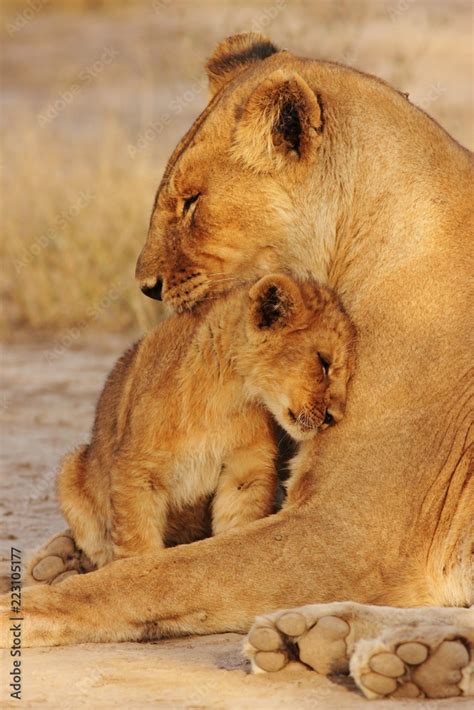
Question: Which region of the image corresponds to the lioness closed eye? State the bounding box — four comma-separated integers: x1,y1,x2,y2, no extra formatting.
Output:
57,274,356,568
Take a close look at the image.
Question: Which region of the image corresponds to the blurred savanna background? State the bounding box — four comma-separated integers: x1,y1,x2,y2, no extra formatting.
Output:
1,0,473,337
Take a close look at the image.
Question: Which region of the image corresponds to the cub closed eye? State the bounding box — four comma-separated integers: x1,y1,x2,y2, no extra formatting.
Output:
318,353,330,375
182,193,200,217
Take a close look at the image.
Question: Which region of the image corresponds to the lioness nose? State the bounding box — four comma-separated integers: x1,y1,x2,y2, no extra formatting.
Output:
141,279,163,301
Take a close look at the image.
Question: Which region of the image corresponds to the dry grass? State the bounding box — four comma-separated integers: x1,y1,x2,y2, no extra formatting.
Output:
1,0,472,335
1,117,160,332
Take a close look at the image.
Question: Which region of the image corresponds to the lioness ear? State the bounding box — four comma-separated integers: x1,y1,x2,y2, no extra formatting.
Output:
233,70,323,172
248,274,306,331
206,33,279,96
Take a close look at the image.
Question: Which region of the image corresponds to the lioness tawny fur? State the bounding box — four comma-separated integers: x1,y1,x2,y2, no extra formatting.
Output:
57,274,355,568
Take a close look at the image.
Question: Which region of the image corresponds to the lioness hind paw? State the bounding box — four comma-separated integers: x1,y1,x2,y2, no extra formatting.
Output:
351,624,473,699
25,530,94,585
245,605,352,676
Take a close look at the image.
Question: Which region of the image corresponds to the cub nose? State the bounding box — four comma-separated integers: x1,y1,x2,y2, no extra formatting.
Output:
140,279,163,301
323,411,334,426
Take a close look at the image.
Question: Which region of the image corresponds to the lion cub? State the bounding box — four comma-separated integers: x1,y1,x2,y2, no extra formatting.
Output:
58,274,355,567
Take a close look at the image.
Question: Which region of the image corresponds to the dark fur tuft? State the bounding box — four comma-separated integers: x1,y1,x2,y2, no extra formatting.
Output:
206,33,279,93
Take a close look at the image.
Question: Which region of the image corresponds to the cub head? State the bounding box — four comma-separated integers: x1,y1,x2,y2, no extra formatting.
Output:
136,32,326,309
239,274,355,442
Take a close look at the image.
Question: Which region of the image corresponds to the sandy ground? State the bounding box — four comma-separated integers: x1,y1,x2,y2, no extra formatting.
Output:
0,338,471,708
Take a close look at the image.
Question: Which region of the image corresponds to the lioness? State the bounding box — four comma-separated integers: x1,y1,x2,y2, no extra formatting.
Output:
53,274,354,569
1,33,472,700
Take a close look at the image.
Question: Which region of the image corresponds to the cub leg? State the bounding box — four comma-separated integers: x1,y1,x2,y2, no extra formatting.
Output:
58,446,114,568
212,434,277,534
111,458,169,559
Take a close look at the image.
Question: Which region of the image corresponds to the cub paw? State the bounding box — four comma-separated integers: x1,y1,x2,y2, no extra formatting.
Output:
25,530,95,586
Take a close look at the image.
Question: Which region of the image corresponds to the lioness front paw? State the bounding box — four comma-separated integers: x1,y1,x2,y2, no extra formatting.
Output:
245,602,361,675
26,530,95,585
245,601,474,689
351,624,473,699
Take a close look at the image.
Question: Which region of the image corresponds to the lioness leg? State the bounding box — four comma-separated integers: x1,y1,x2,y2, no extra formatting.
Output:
245,602,473,678
0,508,400,648
0,504,463,650
351,621,473,699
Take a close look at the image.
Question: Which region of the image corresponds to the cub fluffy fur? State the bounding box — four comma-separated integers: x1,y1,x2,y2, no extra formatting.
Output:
58,274,355,567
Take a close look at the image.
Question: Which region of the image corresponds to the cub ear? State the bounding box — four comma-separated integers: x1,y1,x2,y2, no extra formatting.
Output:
248,274,306,331
233,69,323,172
206,32,279,96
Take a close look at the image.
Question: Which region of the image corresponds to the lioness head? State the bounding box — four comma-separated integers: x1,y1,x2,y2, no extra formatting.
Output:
136,32,330,309
239,274,355,441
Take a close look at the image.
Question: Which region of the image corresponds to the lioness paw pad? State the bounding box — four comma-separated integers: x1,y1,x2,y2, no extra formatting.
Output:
245,606,352,676
351,626,472,699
